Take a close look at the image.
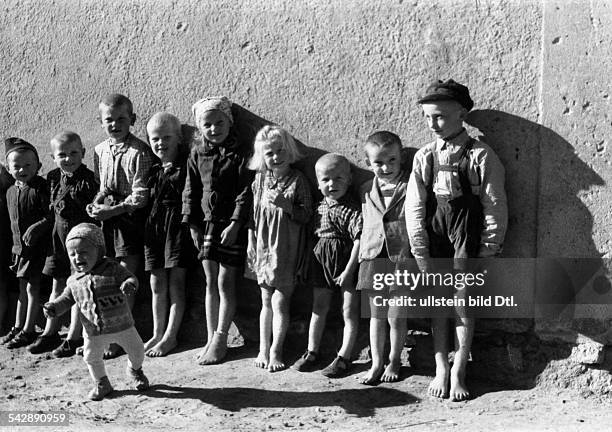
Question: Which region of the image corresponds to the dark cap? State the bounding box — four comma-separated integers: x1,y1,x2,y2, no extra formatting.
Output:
5,137,38,160
417,79,474,111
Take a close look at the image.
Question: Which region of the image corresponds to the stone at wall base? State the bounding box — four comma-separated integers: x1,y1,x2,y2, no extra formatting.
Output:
569,342,605,365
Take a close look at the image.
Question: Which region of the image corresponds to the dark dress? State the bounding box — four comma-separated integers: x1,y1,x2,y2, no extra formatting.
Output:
6,175,51,279
43,165,99,279
144,163,193,271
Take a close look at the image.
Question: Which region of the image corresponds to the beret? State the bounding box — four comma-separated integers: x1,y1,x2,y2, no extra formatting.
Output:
418,79,474,111
5,137,38,159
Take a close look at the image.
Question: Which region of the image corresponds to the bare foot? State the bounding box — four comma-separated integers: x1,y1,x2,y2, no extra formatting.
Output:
144,336,161,352
359,364,384,385
254,351,269,369
267,351,286,372
381,360,401,383
450,370,470,401
428,367,450,398
146,338,177,357
103,343,125,360
198,332,227,365
195,341,211,361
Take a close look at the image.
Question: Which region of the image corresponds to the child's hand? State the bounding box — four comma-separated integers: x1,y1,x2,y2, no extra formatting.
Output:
266,190,292,213
42,303,56,318
120,280,138,296
88,204,116,221
334,271,354,290
220,221,240,246
189,224,203,248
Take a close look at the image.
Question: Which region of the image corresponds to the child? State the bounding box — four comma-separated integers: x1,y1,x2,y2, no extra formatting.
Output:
406,79,507,401
0,162,14,335
26,131,99,356
357,131,413,385
292,153,361,378
43,223,149,401
87,93,155,359
182,96,254,365
2,138,51,349
247,125,312,372
143,112,191,357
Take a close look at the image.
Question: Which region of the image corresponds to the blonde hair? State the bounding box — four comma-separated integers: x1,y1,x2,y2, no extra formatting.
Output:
248,125,303,172
146,112,189,161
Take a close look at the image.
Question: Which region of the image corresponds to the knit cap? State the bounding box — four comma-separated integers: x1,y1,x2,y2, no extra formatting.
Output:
66,223,106,258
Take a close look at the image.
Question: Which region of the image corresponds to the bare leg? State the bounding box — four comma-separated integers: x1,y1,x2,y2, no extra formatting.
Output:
23,277,40,333
268,285,294,372
14,278,28,329
307,288,331,354
66,305,83,340
382,313,406,383
198,263,237,364
429,317,450,398
145,269,168,352
360,317,386,385
337,287,359,360
104,254,141,359
255,287,273,369
148,267,186,357
450,317,474,401
197,260,219,360
42,278,66,336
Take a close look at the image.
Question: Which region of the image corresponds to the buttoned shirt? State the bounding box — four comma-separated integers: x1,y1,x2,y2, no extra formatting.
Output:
53,258,136,336
93,133,155,211
314,196,362,241
406,129,507,258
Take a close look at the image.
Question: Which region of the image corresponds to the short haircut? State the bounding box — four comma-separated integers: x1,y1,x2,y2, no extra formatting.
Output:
50,131,82,149
147,112,182,138
99,93,134,115
248,125,303,172
315,153,351,178
364,131,403,155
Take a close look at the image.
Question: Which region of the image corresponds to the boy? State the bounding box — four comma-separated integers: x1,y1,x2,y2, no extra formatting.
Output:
44,223,149,401
406,79,508,401
87,94,155,359
292,153,361,377
0,162,15,336
2,138,51,349
357,131,413,384
28,131,98,355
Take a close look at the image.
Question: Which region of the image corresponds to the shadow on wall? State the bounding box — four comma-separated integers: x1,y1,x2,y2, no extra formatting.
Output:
467,110,611,346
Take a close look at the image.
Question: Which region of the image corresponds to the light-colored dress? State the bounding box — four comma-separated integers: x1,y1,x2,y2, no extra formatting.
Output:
248,169,312,288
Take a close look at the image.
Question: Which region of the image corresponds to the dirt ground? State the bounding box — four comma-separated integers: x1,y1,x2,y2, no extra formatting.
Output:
1,338,611,432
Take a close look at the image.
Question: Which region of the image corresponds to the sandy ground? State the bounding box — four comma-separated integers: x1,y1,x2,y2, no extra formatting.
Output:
1,339,611,432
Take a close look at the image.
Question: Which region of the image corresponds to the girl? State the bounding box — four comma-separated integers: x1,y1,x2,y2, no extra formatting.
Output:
144,112,192,357
182,97,254,365
247,125,313,372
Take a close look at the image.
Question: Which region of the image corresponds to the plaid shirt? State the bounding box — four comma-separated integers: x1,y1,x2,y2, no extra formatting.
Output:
93,133,155,211
314,196,362,241
53,258,136,336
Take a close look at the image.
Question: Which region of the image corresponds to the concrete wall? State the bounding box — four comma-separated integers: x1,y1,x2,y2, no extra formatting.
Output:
0,1,609,343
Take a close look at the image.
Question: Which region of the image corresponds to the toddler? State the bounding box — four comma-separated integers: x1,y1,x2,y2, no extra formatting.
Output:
2,138,51,349
247,125,313,372
292,153,361,378
143,112,191,357
88,93,155,358
43,223,149,401
29,131,98,356
182,96,254,365
357,131,413,385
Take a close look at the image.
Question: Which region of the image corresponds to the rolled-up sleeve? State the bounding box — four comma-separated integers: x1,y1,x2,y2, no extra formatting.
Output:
405,148,431,258
123,149,153,210
476,147,508,257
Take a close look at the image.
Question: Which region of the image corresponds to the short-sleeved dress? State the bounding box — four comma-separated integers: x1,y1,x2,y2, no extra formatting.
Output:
144,162,193,271
247,169,313,288
43,165,99,279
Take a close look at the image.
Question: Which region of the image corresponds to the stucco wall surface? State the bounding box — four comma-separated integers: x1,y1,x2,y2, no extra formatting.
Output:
0,1,609,345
